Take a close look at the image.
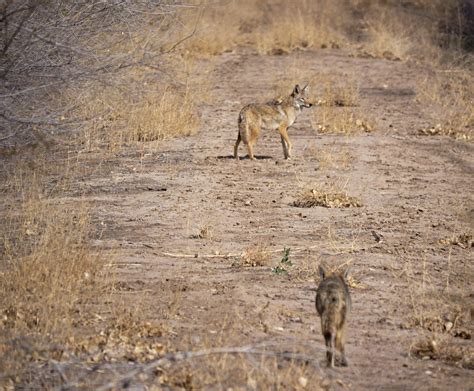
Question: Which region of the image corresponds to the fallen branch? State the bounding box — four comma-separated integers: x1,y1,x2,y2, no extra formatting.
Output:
91,344,320,391
159,243,375,259
0,133,15,142
161,251,241,259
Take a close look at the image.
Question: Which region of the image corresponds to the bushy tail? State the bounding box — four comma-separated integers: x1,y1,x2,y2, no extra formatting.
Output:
238,111,249,144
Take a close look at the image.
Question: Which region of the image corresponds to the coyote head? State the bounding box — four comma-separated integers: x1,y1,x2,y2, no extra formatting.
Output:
291,84,313,109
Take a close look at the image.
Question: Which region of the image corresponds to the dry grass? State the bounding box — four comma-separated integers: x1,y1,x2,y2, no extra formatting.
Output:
163,353,323,389
325,223,366,255
172,1,247,57
68,74,204,153
309,144,354,170
147,313,326,390
237,244,272,267
252,1,346,55
314,72,360,107
410,336,473,369
352,0,468,63
397,253,472,367
439,232,473,249
293,185,363,208
191,224,214,240
73,315,166,364
312,106,376,135
0,169,100,337
417,70,473,141
361,11,417,61
269,69,359,110
0,157,108,387
171,0,471,68
174,0,348,57
308,72,373,135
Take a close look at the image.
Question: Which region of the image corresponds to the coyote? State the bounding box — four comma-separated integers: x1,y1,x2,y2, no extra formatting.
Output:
234,84,312,160
315,265,351,368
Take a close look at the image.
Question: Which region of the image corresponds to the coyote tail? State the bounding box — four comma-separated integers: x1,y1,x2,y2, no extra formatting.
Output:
238,111,249,144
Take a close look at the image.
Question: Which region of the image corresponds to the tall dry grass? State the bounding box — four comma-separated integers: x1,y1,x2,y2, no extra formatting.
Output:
417,69,473,141
76,81,202,152
397,253,472,368
172,0,350,57
171,0,472,67
0,156,106,387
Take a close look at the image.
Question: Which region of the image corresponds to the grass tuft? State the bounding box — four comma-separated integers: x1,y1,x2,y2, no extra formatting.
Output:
237,244,271,267
293,187,363,208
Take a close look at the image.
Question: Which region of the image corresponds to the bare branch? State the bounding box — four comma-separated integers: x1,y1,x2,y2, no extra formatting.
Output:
82,344,321,391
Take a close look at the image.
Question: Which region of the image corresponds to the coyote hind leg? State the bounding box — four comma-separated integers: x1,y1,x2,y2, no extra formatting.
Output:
247,141,256,160
336,324,348,366
234,132,241,159
324,332,335,368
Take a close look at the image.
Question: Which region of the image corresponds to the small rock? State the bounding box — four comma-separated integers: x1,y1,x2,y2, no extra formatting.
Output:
290,317,303,323
299,376,308,388
445,321,453,332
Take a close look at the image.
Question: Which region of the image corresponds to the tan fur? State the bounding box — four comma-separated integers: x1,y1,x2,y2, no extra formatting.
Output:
234,84,312,160
315,265,351,368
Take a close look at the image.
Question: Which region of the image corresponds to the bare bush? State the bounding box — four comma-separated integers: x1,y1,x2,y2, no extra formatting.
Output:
0,1,202,151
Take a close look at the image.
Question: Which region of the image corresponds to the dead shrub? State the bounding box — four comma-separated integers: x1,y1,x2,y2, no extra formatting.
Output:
439,232,473,249
293,187,363,208
238,244,271,267
410,336,473,368
191,225,214,240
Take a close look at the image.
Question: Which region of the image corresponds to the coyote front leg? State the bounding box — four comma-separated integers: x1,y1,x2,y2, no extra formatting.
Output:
279,125,292,159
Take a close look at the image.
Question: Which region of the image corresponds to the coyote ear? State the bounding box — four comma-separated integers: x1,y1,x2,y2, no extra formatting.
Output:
294,84,301,94
302,84,309,93
318,265,326,279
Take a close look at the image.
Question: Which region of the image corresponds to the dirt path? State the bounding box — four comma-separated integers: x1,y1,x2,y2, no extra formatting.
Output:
82,49,473,389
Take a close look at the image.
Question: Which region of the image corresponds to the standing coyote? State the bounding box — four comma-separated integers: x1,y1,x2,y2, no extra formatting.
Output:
234,84,312,160
315,265,351,368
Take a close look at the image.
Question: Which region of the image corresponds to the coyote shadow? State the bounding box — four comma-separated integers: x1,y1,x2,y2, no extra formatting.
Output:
216,155,273,160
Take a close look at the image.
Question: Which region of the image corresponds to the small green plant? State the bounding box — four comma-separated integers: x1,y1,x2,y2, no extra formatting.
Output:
271,248,292,274
281,247,292,266
271,265,288,275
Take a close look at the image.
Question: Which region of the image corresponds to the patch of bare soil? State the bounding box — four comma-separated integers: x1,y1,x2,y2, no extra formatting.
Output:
29,49,474,389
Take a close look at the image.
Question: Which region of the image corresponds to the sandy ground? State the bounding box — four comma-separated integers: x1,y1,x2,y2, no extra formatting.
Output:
72,49,472,390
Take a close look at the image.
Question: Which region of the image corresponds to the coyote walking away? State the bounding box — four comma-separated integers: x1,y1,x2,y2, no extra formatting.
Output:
234,84,312,160
316,265,351,367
